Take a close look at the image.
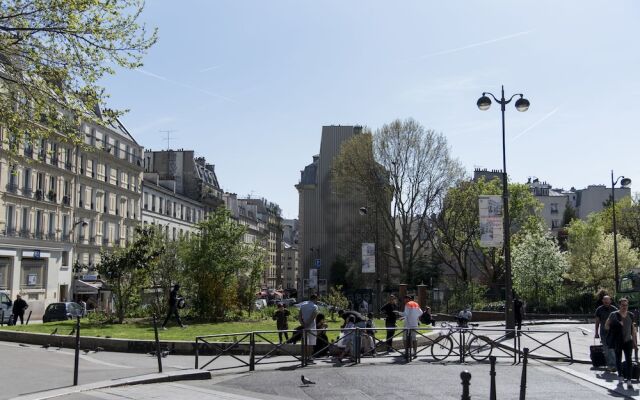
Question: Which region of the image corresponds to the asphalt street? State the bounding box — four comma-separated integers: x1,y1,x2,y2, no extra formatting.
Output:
3,321,639,400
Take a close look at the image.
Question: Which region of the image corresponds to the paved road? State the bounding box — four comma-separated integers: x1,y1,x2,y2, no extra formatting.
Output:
5,320,639,400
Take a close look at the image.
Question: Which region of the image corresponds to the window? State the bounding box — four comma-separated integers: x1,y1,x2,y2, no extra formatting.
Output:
35,210,43,236
49,176,56,192
23,168,31,191
36,172,44,190
21,207,29,233
62,215,69,237
62,251,69,267
552,219,560,229
550,203,559,214
151,195,156,212
21,259,46,289
6,205,15,232
0,258,10,289
48,213,55,236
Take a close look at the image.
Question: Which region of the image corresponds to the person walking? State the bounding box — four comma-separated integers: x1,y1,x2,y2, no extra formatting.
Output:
402,295,423,359
272,303,290,343
162,284,185,329
605,297,638,384
380,294,398,352
299,294,319,362
11,294,28,325
595,295,618,371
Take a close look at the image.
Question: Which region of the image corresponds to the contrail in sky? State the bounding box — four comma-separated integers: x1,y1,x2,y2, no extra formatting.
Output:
199,65,220,73
419,30,534,59
511,106,560,142
136,68,237,103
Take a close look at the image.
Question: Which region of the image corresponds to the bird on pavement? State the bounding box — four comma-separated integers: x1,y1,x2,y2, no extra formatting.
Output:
50,328,58,335
577,327,591,336
41,344,50,349
93,346,104,352
68,327,76,335
18,344,29,347
161,350,170,358
83,349,90,355
301,375,315,385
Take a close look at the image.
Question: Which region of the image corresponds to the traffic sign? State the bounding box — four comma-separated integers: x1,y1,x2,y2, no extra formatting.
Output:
314,258,321,268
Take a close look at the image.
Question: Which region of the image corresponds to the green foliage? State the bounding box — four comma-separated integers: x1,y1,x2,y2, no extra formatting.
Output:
236,243,268,316
596,196,640,250
562,201,578,227
180,208,267,321
511,223,568,311
448,281,488,311
566,217,640,292
100,226,164,323
322,285,349,321
0,0,157,155
330,259,349,289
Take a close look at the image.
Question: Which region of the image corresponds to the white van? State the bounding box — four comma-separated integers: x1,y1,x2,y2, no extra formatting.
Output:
0,290,12,324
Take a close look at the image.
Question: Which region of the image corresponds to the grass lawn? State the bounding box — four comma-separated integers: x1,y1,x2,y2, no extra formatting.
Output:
0,317,390,342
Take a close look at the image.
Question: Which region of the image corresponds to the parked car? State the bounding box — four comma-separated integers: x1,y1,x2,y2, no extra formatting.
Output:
43,302,84,323
254,299,267,310
0,290,12,324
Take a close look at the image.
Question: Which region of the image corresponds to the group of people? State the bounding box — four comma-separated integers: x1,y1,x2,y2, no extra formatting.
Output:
595,295,638,384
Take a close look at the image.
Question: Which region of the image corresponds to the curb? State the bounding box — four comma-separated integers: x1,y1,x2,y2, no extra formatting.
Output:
9,369,212,400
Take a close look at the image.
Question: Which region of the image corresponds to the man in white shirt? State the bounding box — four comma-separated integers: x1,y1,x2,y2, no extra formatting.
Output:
299,294,319,362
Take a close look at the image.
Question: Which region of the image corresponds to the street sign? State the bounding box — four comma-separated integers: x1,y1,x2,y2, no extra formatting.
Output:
314,258,321,268
33,250,41,259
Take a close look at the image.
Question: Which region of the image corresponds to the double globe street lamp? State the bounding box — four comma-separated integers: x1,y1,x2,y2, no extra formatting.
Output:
611,172,632,292
477,86,530,331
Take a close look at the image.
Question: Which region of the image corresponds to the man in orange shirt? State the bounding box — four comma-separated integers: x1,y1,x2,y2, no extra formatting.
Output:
402,295,423,359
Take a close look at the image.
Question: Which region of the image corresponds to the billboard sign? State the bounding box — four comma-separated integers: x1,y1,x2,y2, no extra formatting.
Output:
362,243,376,273
479,195,504,247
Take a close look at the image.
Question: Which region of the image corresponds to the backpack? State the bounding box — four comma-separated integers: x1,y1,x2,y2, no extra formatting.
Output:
420,312,434,326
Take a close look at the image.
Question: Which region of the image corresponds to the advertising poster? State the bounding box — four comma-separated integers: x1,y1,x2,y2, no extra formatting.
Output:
361,243,376,273
479,195,504,247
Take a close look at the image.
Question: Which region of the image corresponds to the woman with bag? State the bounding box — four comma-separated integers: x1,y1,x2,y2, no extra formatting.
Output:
606,297,638,384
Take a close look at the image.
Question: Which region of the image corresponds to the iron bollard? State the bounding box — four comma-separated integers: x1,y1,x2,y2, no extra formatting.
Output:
195,338,199,369
520,347,529,400
25,310,32,325
460,370,472,400
249,332,255,371
73,316,80,386
404,329,410,362
152,314,163,373
489,355,497,400
355,328,361,364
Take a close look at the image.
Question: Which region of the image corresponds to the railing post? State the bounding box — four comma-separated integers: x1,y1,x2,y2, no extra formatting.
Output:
489,356,497,400
249,332,255,371
460,370,471,400
566,332,574,362
73,316,80,386
195,338,199,369
519,347,529,400
355,327,361,364
152,314,162,373
404,328,410,362
459,328,465,363
26,310,32,325
516,329,521,364
301,329,307,367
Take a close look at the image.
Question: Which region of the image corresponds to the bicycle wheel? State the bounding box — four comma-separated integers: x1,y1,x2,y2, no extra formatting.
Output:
467,335,493,362
430,335,453,361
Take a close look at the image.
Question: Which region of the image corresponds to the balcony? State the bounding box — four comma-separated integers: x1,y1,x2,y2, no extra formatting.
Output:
23,187,32,197
24,147,33,158
35,190,43,201
65,162,72,171
62,196,71,206
102,237,109,245
2,229,17,237
61,233,70,242
34,231,44,240
19,230,31,239
46,232,56,241
38,150,46,162
89,237,96,244
6,183,18,193
50,156,59,166
79,200,83,208
47,191,57,202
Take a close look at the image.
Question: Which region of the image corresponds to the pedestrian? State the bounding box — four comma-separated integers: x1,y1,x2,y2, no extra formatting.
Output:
419,306,435,326
299,294,319,362
513,293,525,332
314,313,329,357
359,298,369,314
402,295,423,359
595,295,618,372
380,294,399,352
457,305,472,328
162,284,185,329
11,294,28,325
605,297,638,384
272,303,290,343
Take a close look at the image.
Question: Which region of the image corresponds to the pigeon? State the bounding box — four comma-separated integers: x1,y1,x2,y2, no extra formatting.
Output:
577,327,591,336
41,344,50,349
50,328,58,335
18,343,29,347
93,346,104,352
301,375,315,385
68,328,76,336
83,349,91,354
161,350,170,358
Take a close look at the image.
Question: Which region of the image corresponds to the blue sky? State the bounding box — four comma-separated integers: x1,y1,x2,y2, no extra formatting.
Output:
103,1,640,218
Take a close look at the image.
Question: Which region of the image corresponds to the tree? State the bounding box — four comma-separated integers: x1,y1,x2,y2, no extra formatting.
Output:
101,226,164,323
596,196,640,250
566,217,640,291
562,201,578,227
511,221,568,312
321,285,349,321
429,177,543,288
236,242,268,316
0,0,157,154
332,118,464,285
148,238,183,316
180,208,266,320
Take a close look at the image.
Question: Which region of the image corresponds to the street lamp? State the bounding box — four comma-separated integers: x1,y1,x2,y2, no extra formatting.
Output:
477,86,530,331
611,171,631,292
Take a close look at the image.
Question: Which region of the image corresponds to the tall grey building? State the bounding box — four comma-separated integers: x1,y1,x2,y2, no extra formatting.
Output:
296,125,371,297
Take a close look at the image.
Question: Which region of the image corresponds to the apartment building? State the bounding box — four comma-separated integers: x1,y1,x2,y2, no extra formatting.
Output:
142,172,204,239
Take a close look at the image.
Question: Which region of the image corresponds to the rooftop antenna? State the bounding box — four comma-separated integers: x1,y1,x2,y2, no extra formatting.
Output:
159,130,178,150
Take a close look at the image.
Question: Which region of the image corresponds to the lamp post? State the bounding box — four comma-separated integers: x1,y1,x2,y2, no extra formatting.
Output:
359,206,381,312
611,171,632,292
477,86,530,331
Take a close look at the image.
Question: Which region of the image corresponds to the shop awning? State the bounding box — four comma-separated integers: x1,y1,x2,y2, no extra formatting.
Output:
74,280,106,295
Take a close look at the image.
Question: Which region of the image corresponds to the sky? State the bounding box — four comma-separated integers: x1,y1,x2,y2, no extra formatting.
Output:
102,1,640,219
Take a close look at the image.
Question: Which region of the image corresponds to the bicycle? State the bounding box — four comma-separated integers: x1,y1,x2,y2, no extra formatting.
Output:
430,321,494,362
